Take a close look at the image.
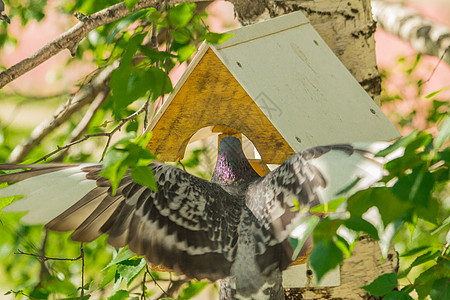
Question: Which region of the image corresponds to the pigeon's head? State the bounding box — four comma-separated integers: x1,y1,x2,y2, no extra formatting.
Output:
211,136,260,186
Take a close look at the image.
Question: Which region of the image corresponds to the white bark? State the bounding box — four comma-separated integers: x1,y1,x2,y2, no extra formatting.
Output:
372,0,450,65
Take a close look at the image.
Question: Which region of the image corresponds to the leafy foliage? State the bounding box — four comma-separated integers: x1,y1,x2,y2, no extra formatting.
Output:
299,117,449,297
0,1,448,299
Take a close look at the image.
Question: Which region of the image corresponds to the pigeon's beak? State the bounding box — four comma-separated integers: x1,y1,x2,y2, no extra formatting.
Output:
0,12,10,24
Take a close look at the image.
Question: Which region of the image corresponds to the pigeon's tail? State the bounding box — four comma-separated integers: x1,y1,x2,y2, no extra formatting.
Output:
219,269,284,300
0,164,99,225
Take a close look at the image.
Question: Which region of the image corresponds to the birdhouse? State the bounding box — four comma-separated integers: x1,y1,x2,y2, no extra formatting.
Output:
146,11,400,291
146,11,400,166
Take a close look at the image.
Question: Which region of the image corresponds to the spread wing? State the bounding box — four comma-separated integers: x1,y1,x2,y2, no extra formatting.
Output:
246,143,391,243
0,162,242,281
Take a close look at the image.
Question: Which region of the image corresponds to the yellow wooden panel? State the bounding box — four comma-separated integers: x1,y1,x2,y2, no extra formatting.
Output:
147,48,295,164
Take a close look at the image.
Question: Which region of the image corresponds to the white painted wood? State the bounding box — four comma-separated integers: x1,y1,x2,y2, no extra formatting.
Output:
282,264,340,288
211,11,400,152
215,12,309,50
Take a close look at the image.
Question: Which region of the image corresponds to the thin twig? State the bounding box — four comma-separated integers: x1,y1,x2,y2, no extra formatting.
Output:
32,101,149,164
6,290,41,300
177,161,187,172
423,47,449,85
80,243,85,300
8,64,117,163
38,231,49,284
147,266,170,298
164,279,187,298
141,265,147,300
16,249,82,262
143,97,151,133
54,89,110,161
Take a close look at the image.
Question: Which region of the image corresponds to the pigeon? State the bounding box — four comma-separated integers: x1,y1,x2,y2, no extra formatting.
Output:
0,136,393,299
0,0,10,24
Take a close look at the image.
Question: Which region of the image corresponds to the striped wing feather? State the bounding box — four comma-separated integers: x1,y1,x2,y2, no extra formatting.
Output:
246,144,389,244
0,162,242,281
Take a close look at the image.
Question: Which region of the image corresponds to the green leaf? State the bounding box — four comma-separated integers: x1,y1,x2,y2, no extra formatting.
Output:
435,116,449,150
400,245,433,257
347,187,410,227
168,3,196,27
108,290,129,300
404,131,433,154
104,248,136,269
289,215,320,259
432,216,450,235
410,251,440,269
146,67,173,101
310,197,346,213
135,131,153,148
313,218,343,242
362,273,398,296
179,281,209,300
383,290,413,300
376,130,418,157
344,217,379,240
379,220,402,258
131,166,157,191
309,241,343,282
140,46,177,62
424,88,444,99
172,28,191,44
49,278,78,296
116,258,146,286
124,0,139,11
0,194,21,210
430,278,450,300
123,33,146,63
177,44,197,62
98,265,117,290
384,150,420,175
100,159,128,195
205,32,233,44
102,149,128,169
334,234,353,259
392,166,434,207
347,189,374,218
374,188,411,226
110,33,149,115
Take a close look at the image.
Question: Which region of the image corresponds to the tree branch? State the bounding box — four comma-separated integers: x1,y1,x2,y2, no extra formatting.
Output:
372,0,450,65
8,63,117,163
0,0,193,89
53,88,110,161
16,248,82,262
31,101,149,164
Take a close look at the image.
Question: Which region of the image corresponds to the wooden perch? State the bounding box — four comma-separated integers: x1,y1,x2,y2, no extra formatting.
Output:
372,0,450,65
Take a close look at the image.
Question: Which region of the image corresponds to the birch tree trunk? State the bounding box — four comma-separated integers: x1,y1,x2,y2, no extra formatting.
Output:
372,0,450,65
